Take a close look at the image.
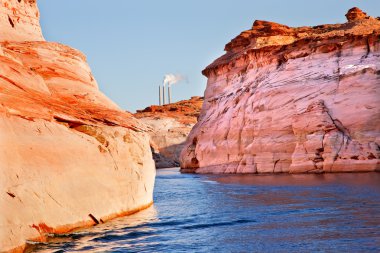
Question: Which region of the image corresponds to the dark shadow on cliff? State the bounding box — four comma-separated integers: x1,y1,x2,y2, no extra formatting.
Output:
151,142,187,169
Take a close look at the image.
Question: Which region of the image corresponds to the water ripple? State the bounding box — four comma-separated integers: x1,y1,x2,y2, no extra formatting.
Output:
31,169,380,252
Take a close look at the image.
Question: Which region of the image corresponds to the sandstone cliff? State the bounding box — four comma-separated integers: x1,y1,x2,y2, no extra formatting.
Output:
0,1,155,252
135,96,203,168
180,7,380,174
0,0,43,42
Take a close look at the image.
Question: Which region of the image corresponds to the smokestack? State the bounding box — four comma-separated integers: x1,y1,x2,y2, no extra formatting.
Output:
162,82,166,105
168,85,172,104
159,85,162,105
162,73,184,105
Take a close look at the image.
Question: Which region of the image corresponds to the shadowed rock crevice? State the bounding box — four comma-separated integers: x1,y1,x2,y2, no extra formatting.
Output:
8,15,15,28
151,145,180,168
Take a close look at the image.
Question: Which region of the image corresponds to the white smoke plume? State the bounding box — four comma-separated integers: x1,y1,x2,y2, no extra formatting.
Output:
163,74,185,86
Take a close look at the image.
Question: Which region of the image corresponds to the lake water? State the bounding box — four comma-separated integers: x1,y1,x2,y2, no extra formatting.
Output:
32,168,380,252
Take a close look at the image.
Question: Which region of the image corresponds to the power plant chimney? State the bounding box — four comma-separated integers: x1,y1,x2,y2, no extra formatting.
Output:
162,81,166,105
168,85,172,104
159,84,162,105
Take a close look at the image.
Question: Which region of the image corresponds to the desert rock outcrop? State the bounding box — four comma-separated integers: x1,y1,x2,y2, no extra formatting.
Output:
0,0,43,42
135,96,203,168
0,1,155,252
180,8,380,174
345,7,368,21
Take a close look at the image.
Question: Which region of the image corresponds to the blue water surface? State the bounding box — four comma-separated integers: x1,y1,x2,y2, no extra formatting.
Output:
32,168,380,252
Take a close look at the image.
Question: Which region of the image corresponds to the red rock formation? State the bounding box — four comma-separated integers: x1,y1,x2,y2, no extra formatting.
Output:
0,0,43,41
180,8,380,174
0,1,155,252
345,7,368,21
135,96,203,168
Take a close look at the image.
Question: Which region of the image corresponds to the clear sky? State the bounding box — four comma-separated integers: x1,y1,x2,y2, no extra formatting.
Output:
38,0,379,112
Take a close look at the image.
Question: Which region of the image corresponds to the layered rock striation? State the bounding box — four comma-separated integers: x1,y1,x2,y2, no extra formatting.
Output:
0,1,155,252
135,96,203,168
0,0,43,42
180,8,380,174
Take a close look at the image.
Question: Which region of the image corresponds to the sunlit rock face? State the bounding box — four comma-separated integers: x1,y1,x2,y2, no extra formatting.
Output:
0,1,155,252
0,0,43,41
180,8,380,174
135,97,203,168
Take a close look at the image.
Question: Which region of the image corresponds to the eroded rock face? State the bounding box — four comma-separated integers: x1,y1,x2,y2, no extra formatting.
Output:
180,8,380,174
345,7,368,21
0,0,44,41
0,2,155,252
135,96,203,168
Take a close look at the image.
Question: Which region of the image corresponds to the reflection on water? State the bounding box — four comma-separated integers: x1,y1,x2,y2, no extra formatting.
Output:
31,207,158,252
32,169,380,252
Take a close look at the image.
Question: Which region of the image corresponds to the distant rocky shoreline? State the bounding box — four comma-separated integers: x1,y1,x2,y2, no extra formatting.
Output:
135,96,203,168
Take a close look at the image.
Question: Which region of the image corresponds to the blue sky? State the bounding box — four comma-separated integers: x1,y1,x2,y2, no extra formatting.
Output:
38,0,379,112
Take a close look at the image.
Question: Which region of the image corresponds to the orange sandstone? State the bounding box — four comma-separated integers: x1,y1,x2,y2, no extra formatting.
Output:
0,0,43,42
0,1,155,252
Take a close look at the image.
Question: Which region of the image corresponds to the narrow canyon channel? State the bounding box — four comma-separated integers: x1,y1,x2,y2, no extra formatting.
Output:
31,169,380,252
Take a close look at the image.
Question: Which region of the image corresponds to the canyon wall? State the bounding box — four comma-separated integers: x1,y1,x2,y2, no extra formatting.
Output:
135,96,203,168
180,8,380,174
0,0,43,41
0,1,155,252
